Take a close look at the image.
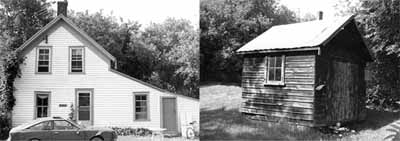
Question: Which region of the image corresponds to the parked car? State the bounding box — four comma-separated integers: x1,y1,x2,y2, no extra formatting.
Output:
7,117,117,141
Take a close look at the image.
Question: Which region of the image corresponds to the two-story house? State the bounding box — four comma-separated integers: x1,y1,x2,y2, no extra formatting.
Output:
12,1,199,134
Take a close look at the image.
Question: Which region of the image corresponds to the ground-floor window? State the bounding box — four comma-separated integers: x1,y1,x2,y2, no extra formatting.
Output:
133,92,149,121
35,91,50,118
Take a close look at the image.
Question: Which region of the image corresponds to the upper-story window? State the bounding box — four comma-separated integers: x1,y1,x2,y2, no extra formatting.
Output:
36,47,51,73
69,47,84,73
265,55,285,85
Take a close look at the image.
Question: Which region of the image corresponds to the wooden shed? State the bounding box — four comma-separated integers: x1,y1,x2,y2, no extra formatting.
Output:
236,15,373,126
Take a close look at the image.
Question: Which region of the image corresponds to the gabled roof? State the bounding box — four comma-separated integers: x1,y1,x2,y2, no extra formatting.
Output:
237,15,356,54
16,15,116,62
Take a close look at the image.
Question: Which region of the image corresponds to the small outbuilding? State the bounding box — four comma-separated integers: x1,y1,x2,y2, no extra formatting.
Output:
236,15,372,126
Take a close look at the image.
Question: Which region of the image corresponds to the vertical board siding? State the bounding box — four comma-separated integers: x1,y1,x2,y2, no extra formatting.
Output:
13,22,199,133
240,53,316,125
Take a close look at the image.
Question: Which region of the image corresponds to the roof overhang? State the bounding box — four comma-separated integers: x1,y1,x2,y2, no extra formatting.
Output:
236,46,321,55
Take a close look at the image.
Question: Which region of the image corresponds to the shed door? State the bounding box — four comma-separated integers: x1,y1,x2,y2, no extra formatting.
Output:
162,97,177,133
329,60,365,122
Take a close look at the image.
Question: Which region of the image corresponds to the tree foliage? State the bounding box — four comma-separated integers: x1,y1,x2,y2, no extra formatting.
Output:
200,0,296,82
357,0,400,109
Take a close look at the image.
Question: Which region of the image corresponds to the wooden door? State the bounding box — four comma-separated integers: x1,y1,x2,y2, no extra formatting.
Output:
329,60,364,122
162,97,177,133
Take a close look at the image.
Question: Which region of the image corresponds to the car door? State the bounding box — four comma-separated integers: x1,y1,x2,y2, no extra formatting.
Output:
51,120,85,141
22,121,53,141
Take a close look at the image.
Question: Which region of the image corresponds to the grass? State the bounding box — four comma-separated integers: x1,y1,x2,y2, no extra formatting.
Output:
200,84,400,140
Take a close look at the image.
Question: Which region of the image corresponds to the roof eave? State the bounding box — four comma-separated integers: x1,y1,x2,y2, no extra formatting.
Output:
236,46,321,55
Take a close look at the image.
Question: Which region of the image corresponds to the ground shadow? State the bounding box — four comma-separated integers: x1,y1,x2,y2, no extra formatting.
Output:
346,109,400,131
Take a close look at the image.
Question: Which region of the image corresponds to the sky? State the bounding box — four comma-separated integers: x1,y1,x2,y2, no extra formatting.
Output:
50,0,199,28
280,0,337,20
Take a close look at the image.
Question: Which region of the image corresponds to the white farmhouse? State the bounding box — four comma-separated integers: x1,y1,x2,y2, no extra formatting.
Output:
12,1,199,134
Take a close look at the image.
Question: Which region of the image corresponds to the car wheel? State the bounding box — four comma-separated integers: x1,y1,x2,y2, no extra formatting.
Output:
90,137,104,141
30,139,40,141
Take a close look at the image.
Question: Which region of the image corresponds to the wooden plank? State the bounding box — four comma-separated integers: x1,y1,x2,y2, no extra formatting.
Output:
243,92,314,100
241,107,314,120
242,88,314,96
244,100,313,109
242,95,313,103
242,105,313,114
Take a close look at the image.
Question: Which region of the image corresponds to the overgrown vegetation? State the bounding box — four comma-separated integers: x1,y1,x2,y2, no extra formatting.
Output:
110,127,152,136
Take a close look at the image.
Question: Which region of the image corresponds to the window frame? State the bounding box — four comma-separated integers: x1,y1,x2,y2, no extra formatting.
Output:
34,91,51,119
69,46,85,74
35,46,52,74
264,55,285,86
133,92,150,121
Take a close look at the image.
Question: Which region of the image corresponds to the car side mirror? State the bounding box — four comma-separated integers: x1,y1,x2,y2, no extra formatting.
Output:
76,128,80,134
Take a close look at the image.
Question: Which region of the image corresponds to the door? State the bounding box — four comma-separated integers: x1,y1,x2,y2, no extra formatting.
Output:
51,120,84,141
77,90,92,126
329,60,365,121
161,97,177,133
21,121,52,141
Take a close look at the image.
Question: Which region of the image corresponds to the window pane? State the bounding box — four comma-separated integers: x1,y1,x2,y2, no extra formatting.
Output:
276,57,282,67
135,113,147,120
28,121,52,130
38,66,49,72
39,49,49,54
268,57,275,68
78,110,90,120
275,68,282,81
38,61,49,66
268,68,275,81
37,107,42,117
54,120,77,130
79,95,90,106
72,61,82,67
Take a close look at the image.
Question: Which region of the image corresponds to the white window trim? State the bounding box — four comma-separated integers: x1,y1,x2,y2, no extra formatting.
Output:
69,46,85,74
264,55,285,86
133,92,150,121
35,46,52,74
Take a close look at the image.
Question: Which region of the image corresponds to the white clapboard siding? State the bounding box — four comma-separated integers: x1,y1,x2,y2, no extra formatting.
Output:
13,20,199,132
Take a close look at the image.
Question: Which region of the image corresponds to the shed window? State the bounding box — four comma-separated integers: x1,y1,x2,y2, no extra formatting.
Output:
37,47,51,73
70,47,84,73
266,55,285,85
134,93,149,121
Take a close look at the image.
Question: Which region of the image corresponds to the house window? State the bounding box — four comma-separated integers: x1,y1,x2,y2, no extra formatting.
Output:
35,92,50,118
37,47,51,73
70,47,84,73
134,93,149,121
266,55,285,85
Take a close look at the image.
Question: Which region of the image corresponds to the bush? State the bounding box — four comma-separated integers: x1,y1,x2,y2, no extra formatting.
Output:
0,113,11,140
109,127,152,136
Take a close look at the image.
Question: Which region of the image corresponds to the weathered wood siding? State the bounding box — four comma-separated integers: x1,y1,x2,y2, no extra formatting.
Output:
314,19,367,125
240,52,316,125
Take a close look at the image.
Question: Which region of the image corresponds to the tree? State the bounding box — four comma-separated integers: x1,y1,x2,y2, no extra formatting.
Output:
357,0,400,109
200,0,296,83
143,18,199,98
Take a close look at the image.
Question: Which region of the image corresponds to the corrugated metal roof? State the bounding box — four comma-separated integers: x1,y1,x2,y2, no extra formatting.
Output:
237,15,354,53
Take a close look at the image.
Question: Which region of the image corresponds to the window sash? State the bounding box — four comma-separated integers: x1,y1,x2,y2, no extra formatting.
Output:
266,56,284,84
70,48,84,73
134,94,148,120
36,93,49,118
37,48,51,72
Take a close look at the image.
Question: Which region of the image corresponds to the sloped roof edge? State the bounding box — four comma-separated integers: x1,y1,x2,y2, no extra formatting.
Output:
109,69,199,101
16,15,116,62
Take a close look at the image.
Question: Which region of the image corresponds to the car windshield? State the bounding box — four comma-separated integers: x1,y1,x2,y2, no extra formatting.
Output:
27,121,52,130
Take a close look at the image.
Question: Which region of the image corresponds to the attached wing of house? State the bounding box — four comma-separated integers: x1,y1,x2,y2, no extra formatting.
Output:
13,14,199,134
